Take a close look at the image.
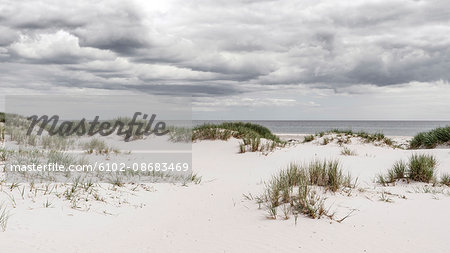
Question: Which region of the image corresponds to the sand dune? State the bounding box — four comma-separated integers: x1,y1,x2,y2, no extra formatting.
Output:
1,136,450,252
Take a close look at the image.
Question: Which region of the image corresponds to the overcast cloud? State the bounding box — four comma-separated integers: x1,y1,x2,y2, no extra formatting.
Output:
0,0,449,119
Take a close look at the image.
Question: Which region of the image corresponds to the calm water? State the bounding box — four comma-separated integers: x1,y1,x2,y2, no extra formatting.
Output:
193,120,450,136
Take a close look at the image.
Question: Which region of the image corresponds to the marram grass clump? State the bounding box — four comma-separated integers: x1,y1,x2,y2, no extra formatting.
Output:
318,129,394,146
377,154,437,185
81,138,116,154
340,146,357,156
410,126,450,149
303,135,315,143
408,153,437,182
440,174,450,186
258,160,354,220
193,122,285,153
193,122,281,142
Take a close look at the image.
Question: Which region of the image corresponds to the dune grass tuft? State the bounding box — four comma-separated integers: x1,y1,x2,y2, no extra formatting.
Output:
440,174,450,186
0,123,5,142
168,126,192,143
319,129,394,146
408,154,437,182
377,154,437,184
82,138,114,154
193,122,284,153
410,126,450,149
0,203,9,232
193,122,281,142
259,160,353,220
340,147,357,156
303,135,315,143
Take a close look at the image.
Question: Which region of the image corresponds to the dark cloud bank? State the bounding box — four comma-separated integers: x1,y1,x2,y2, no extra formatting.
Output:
0,0,449,97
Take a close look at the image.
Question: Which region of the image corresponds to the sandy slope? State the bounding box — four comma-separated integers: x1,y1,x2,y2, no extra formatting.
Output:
1,137,450,253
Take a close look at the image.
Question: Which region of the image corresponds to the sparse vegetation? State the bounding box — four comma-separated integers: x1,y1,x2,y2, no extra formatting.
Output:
182,173,202,186
303,135,315,143
168,126,192,143
108,174,125,187
0,113,202,225
193,122,281,142
408,154,437,182
340,147,357,156
316,129,394,146
0,203,9,232
0,123,5,142
441,174,450,186
377,154,437,185
410,126,450,149
193,122,285,153
258,160,354,220
379,191,393,203
321,137,331,145
0,148,13,161
41,135,75,150
82,138,113,154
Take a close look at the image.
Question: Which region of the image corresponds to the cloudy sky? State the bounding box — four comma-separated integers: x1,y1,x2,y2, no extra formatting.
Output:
1,0,449,120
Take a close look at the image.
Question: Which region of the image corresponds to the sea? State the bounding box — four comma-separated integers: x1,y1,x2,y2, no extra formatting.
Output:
193,120,450,136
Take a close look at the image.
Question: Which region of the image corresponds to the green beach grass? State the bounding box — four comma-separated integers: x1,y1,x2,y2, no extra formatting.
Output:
258,159,354,220
377,153,438,185
192,122,285,152
410,126,450,149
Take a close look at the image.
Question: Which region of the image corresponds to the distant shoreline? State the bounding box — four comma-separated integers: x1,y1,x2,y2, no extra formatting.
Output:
193,120,450,136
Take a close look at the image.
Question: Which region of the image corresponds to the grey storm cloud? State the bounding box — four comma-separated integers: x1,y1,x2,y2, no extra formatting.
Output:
0,0,450,96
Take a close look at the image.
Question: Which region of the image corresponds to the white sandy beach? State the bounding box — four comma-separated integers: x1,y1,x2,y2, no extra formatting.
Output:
1,134,450,253
2,0,450,252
